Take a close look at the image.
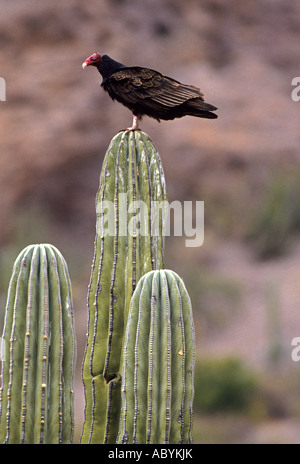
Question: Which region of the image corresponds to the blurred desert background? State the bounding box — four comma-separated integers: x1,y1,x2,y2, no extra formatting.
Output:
1,0,300,444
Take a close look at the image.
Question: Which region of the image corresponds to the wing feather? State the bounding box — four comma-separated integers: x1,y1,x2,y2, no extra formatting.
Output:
108,67,206,108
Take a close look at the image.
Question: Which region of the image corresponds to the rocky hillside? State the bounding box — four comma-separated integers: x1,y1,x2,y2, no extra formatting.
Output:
0,0,299,242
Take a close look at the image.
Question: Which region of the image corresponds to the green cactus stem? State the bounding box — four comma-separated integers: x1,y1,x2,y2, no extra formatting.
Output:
118,269,195,444
0,244,76,444
81,130,167,444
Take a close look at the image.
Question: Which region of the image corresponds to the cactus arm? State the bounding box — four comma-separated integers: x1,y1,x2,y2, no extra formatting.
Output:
0,244,76,444
118,270,195,444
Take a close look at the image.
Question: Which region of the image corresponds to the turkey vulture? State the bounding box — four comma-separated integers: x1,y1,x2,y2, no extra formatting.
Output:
82,53,218,130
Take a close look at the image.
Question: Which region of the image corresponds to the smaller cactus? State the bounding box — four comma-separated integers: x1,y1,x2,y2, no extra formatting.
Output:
0,244,76,444
118,269,195,444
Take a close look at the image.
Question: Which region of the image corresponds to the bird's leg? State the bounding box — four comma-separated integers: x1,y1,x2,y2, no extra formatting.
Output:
126,114,140,131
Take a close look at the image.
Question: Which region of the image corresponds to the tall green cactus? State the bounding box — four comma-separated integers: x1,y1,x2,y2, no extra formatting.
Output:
0,244,76,444
118,269,195,444
81,131,167,443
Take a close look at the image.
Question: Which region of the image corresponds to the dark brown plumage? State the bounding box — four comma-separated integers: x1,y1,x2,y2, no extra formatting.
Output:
82,53,218,130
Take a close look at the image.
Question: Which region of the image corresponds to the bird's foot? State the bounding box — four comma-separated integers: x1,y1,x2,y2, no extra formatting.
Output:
125,115,140,131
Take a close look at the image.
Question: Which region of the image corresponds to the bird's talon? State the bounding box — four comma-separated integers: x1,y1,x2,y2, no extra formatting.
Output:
125,115,140,131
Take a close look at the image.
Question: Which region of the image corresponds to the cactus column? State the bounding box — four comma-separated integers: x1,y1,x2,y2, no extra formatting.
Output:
81,131,167,443
118,270,195,444
0,244,76,444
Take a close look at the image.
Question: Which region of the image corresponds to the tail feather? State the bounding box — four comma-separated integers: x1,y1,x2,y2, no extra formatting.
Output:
184,99,218,119
188,110,218,119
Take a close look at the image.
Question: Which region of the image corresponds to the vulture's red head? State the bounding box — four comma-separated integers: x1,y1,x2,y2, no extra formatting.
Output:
82,53,102,69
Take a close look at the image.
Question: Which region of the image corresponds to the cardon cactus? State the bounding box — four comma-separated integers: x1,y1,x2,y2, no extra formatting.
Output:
118,269,195,444
81,131,167,443
0,244,76,444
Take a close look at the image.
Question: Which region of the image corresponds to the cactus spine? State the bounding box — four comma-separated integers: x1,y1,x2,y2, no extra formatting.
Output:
81,131,167,443
0,244,76,444
118,269,195,444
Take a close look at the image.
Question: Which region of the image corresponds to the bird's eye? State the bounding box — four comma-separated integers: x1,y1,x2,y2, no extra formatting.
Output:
90,56,97,61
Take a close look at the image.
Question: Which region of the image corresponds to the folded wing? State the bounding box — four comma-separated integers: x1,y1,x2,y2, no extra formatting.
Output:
109,68,209,105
